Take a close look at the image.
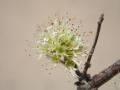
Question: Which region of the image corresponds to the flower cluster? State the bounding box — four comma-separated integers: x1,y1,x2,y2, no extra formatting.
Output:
36,17,87,69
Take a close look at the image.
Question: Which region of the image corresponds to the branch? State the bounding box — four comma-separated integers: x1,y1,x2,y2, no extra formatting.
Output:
87,59,120,89
83,14,104,75
75,14,104,88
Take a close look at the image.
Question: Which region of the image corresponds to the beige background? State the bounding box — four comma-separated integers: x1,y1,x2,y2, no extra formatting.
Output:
0,0,120,90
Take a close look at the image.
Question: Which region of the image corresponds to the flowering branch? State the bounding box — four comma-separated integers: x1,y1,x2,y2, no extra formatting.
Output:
35,13,120,90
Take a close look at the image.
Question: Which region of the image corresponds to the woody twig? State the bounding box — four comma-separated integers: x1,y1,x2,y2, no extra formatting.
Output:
83,14,104,76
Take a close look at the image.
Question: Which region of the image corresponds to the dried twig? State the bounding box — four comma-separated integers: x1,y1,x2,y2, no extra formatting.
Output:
83,14,104,75
75,14,120,90
75,14,104,90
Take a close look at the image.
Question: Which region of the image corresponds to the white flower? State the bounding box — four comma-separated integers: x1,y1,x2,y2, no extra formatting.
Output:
36,16,87,71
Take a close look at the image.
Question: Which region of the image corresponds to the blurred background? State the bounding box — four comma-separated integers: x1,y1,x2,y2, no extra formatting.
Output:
0,0,120,90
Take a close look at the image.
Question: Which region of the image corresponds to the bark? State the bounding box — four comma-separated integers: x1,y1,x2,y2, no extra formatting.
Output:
86,59,120,89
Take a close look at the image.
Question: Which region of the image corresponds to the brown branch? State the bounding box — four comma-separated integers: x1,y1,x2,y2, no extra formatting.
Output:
87,59,120,89
75,15,120,90
77,59,120,90
83,14,104,75
75,14,104,89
